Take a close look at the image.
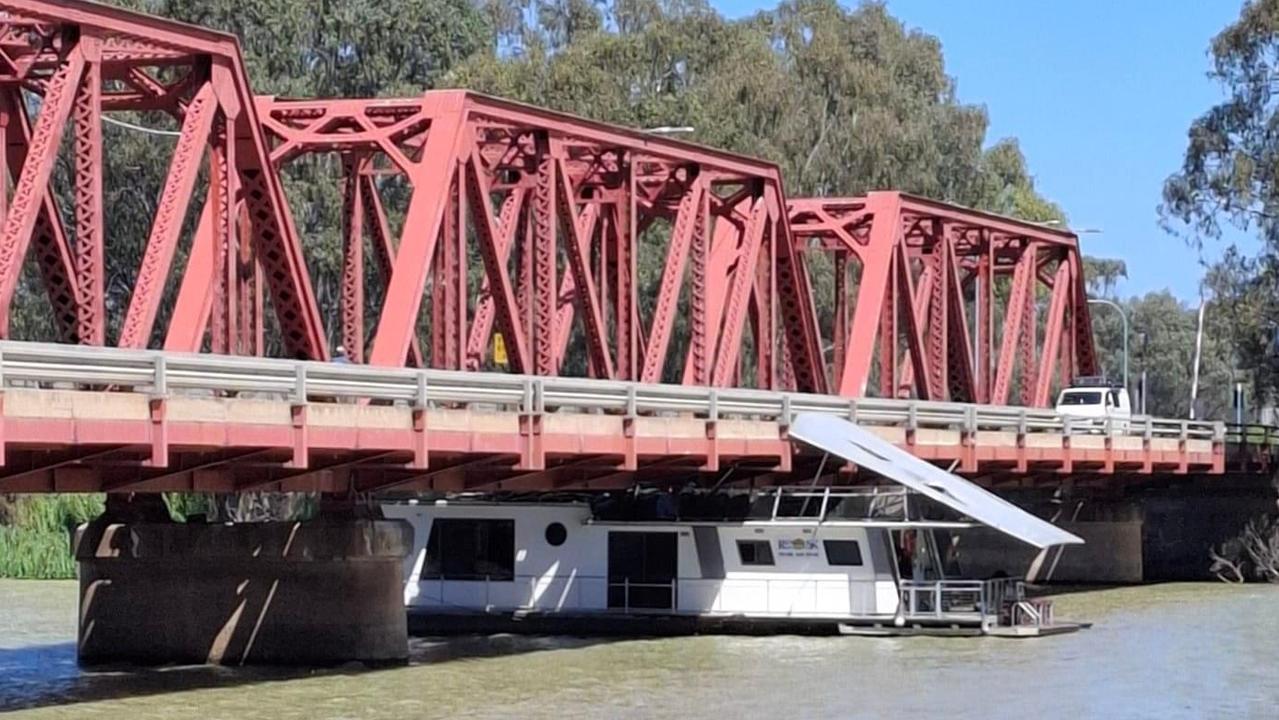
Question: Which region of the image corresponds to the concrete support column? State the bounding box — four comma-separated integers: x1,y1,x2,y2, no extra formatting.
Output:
75,517,412,666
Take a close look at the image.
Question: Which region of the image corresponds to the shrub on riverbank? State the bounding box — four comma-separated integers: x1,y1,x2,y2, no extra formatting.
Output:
0,495,104,579
0,494,217,579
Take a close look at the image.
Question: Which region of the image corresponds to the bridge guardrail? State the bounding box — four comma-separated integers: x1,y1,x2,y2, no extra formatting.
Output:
0,341,1223,443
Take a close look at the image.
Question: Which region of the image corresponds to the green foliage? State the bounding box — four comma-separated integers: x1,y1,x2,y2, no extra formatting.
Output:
0,494,218,579
4,495,104,534
1083,257,1128,298
1162,0,1279,415
0,495,104,579
455,0,1053,213
164,493,213,522
0,526,78,579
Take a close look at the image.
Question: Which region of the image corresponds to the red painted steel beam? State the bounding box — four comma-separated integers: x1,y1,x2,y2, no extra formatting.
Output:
118,83,218,348
0,42,83,336
465,149,530,372
0,86,81,343
712,197,769,386
1035,259,1073,406
255,91,827,389
791,191,1097,406
641,178,703,383
0,0,327,358
367,94,467,367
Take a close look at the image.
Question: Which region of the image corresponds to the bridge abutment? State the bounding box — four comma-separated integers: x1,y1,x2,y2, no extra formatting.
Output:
74,513,412,666
955,481,1277,583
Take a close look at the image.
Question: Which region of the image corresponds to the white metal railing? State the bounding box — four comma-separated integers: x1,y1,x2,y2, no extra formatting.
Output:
1012,599,1054,628
898,577,1027,626
0,340,1224,442
767,485,910,522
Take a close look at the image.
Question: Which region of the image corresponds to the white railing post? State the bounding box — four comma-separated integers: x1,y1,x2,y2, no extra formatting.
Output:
293,363,308,403
153,355,168,397
416,371,429,409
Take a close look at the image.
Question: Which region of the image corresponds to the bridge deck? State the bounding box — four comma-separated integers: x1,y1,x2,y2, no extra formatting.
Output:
0,343,1223,494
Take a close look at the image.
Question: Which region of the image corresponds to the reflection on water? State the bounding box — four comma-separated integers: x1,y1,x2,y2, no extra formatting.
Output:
2,580,1278,719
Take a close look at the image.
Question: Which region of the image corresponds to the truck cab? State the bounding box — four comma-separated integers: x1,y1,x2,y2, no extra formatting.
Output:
1055,376,1131,427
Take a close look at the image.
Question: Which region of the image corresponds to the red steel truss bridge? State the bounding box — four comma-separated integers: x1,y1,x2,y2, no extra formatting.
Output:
0,0,1227,493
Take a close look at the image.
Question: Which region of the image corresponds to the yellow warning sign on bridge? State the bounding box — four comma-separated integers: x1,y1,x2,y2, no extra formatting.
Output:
493,333,508,366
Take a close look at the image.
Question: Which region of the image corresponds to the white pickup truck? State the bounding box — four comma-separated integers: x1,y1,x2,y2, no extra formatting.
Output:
1055,377,1131,429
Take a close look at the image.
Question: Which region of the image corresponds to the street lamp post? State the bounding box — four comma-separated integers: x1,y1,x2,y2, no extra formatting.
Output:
1087,298,1128,392
1136,332,1149,415
1034,220,1104,234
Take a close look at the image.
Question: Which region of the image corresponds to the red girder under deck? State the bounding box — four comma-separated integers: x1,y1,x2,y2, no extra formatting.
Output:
789,193,1098,406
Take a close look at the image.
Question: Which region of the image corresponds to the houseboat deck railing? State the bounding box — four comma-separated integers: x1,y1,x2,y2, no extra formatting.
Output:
767,486,911,522
414,573,1040,628
899,577,1034,629
0,341,1223,442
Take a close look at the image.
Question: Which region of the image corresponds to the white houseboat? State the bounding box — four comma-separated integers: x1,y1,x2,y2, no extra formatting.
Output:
383,414,1084,637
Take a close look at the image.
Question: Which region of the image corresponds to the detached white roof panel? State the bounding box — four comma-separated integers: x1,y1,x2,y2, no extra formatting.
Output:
789,413,1083,549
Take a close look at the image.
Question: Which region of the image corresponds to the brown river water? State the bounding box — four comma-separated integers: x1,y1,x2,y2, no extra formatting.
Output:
1,580,1277,718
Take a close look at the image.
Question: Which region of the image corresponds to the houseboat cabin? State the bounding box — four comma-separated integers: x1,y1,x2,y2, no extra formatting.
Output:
383,414,1084,637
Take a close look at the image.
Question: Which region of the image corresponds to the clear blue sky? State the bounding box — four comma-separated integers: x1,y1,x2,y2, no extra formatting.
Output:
716,0,1249,300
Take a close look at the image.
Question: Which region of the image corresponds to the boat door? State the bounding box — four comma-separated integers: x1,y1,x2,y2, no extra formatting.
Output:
607,531,678,611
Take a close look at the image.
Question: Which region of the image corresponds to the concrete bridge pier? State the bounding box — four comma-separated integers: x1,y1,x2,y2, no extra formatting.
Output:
73,503,413,666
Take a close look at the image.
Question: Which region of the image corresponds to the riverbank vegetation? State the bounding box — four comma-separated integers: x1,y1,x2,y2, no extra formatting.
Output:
0,493,311,578
0,496,103,579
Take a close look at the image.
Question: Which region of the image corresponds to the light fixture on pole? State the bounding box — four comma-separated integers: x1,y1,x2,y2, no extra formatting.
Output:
1035,220,1103,234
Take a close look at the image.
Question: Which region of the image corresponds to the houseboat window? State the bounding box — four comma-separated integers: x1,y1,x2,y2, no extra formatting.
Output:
545,522,567,546
422,519,515,581
736,539,774,566
823,539,863,566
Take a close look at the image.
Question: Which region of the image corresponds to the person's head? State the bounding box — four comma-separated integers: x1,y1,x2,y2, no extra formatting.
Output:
336,344,346,356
